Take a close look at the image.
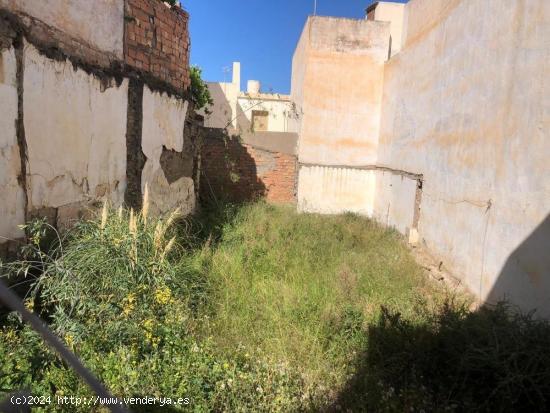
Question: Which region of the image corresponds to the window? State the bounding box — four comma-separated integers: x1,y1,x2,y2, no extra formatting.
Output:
251,110,269,132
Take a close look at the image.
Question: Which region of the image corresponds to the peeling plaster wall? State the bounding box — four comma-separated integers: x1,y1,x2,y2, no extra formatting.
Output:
0,0,124,59
24,43,128,214
0,46,24,241
141,85,194,216
298,166,375,216
377,0,550,315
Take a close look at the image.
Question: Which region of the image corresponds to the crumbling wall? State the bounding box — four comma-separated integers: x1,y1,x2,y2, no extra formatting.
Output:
0,0,124,59
376,0,550,315
24,43,128,224
0,46,24,243
200,130,297,204
142,85,194,216
125,0,190,91
0,1,197,254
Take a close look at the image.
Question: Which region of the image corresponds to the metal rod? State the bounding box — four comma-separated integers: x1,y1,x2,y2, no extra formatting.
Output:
0,279,128,413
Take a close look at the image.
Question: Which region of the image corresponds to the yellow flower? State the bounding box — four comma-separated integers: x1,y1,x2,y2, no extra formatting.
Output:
154,286,172,305
65,334,75,348
122,293,136,316
142,318,154,330
5,329,17,342
24,299,34,312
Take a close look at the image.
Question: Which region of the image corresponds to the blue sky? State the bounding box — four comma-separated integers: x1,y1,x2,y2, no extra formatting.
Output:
183,0,407,94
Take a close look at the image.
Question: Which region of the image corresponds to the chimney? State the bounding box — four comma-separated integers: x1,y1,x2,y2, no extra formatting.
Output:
232,62,241,87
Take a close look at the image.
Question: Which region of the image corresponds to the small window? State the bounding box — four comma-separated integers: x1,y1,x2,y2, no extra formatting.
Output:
251,110,269,132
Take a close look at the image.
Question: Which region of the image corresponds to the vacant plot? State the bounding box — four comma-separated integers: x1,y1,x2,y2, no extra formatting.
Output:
1,202,549,412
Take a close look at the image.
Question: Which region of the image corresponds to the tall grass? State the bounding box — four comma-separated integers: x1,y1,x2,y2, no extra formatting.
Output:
2,201,549,411
193,203,446,391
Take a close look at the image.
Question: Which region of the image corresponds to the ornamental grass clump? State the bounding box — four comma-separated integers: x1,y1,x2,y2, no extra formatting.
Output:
0,196,307,412
12,191,190,348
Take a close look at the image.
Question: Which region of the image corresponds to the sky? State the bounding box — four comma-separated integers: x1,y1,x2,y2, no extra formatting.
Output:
183,0,407,94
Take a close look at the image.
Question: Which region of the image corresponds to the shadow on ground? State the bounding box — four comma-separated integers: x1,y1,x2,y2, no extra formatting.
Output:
328,214,550,412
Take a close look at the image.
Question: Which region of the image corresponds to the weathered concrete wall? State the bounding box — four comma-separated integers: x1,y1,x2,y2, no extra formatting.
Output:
23,43,128,223
291,16,391,216
0,46,24,242
298,166,375,216
142,85,194,216
293,16,390,167
376,0,550,315
0,0,124,59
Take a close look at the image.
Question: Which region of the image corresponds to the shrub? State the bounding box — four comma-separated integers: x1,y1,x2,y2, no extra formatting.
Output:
190,65,213,112
0,200,307,412
335,300,550,412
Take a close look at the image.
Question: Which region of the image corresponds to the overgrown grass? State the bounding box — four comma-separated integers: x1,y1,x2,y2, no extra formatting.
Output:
1,201,549,412
193,203,443,393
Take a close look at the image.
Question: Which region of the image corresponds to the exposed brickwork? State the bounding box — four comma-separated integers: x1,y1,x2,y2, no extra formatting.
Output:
124,0,190,92
200,134,297,204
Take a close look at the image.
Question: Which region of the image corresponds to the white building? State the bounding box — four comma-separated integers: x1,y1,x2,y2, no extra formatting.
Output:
203,62,297,135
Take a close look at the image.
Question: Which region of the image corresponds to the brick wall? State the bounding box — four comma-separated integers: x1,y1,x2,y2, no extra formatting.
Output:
200,134,297,204
124,0,190,92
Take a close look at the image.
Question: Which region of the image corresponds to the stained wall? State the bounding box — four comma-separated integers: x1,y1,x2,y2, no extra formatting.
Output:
376,0,550,314
0,46,24,243
0,0,124,59
0,1,197,253
142,86,195,216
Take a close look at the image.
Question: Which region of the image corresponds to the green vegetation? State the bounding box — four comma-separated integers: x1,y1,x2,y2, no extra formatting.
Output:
1,201,549,412
190,65,213,113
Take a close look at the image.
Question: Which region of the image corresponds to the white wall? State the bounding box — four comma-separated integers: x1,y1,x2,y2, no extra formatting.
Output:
298,166,376,216
142,86,194,216
0,0,124,58
377,0,550,315
0,47,25,241
23,43,128,212
373,2,405,56
236,95,294,133
203,81,240,130
372,171,418,235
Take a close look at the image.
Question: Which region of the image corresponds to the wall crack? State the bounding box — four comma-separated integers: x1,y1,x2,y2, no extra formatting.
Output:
14,34,29,222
